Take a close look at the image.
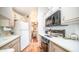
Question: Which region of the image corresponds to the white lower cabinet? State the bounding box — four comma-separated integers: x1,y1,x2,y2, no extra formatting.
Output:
0,37,20,52
48,41,55,52
49,41,68,52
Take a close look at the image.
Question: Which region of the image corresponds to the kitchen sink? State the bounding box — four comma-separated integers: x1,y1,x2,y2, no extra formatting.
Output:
44,35,53,38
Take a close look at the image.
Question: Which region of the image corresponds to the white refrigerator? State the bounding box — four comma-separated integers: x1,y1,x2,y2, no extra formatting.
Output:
14,20,30,50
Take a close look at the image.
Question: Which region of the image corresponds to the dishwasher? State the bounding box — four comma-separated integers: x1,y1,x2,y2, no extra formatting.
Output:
41,36,50,52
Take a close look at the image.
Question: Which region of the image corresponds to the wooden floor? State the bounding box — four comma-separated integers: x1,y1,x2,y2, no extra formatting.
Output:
23,37,44,52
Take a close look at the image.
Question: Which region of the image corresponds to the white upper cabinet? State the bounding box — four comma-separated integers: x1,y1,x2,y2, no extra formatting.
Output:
0,7,15,27
51,7,60,14
61,7,79,24
45,7,60,19
0,19,10,26
0,7,12,20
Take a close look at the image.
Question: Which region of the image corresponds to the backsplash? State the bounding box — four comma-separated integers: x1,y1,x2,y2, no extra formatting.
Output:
46,22,79,39
0,27,11,36
65,23,79,36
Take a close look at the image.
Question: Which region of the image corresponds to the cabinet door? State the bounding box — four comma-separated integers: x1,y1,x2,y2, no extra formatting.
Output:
48,41,67,52
12,40,20,52
61,7,79,23
12,38,20,52
0,37,20,52
45,7,59,20
53,43,66,52
0,7,12,20
48,41,55,52
0,7,13,27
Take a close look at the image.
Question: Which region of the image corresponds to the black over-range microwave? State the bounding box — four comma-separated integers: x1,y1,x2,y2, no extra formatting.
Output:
46,10,61,26
52,10,61,25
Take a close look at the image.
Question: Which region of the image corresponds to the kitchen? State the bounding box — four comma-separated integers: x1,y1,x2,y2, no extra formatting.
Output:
0,7,79,52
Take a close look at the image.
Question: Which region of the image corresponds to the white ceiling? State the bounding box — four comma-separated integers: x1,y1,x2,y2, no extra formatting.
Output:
13,7,49,16
13,7,36,16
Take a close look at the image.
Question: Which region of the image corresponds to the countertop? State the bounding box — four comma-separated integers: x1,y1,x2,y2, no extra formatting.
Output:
0,35,20,48
39,33,79,52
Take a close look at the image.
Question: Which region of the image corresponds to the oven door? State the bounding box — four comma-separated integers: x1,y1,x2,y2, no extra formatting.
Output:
41,36,49,44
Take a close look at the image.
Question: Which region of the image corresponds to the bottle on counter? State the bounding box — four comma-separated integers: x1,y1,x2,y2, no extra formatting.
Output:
48,29,52,36
70,33,78,40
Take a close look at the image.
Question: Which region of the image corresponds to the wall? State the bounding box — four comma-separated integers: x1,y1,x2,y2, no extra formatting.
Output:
65,23,79,36
30,8,38,22
37,7,48,34
37,7,49,42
